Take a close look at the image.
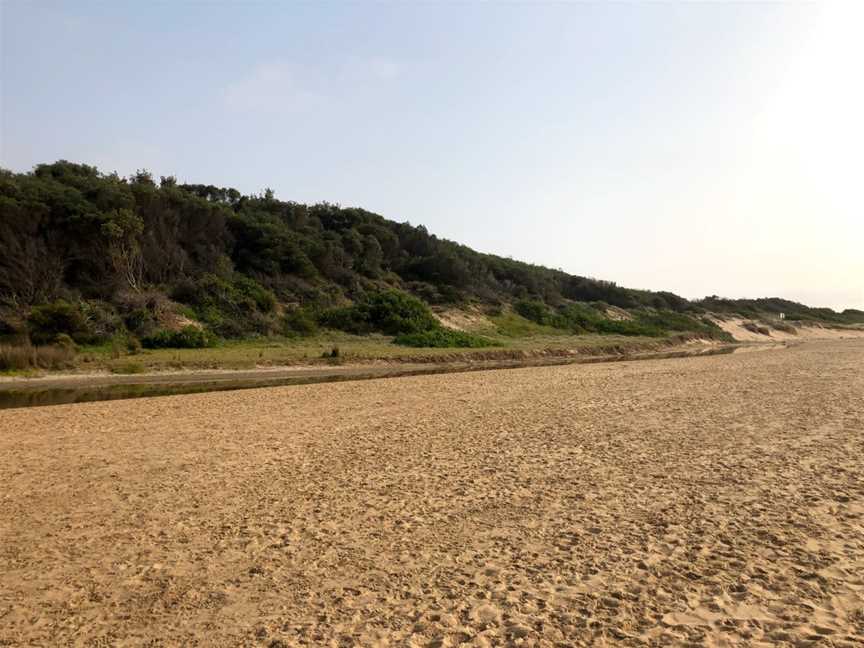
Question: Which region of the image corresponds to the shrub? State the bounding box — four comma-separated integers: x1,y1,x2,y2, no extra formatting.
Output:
0,312,26,342
512,300,662,336
233,275,277,312
171,273,278,337
632,310,732,340
394,329,494,348
124,308,156,335
556,303,604,331
282,309,318,337
514,300,553,326
321,346,340,358
78,300,123,343
510,301,730,339
126,335,143,354
142,326,214,349
593,319,664,337
53,333,77,351
320,290,439,335
318,306,361,332
109,332,141,356
27,300,87,344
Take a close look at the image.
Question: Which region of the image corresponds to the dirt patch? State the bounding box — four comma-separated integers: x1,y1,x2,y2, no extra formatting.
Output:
604,305,633,321
433,307,494,332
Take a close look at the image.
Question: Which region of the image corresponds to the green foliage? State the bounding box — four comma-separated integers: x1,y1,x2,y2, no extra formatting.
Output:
123,308,155,335
510,300,732,339
320,290,439,335
490,310,564,337
1,160,709,318
282,308,318,337
515,301,664,337
233,275,277,312
171,273,277,337
514,300,554,326
2,160,856,346
554,303,603,332
697,296,864,325
635,311,731,340
27,300,88,344
842,309,864,323
53,333,77,351
394,329,494,348
142,326,214,349
593,319,663,337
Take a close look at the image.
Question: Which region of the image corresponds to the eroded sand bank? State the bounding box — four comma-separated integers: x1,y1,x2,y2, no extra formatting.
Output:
2,340,863,646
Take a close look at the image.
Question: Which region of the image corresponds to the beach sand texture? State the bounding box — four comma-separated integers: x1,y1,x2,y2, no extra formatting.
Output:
2,340,863,646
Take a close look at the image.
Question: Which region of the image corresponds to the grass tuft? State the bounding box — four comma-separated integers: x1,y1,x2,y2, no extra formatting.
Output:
0,343,76,372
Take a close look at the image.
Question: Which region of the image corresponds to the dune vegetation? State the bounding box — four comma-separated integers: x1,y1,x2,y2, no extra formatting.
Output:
2,161,861,372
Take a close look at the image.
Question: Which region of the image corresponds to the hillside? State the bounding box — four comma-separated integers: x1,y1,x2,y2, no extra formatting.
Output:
1,161,862,355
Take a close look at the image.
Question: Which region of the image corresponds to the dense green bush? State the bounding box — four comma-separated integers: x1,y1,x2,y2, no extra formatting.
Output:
171,273,277,337
514,300,554,326
635,311,731,340
282,308,318,337
394,329,494,348
79,300,123,342
53,333,77,351
514,301,664,337
516,301,731,339
320,290,439,335
142,325,214,349
555,303,602,331
3,161,856,341
27,300,88,345
696,296,864,325
592,318,664,337
123,307,156,335
233,275,277,312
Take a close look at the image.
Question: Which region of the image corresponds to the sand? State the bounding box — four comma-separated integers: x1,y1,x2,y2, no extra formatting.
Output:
1,339,863,647
712,318,864,343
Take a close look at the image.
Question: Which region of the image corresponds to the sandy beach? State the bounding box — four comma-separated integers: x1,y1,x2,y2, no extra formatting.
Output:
2,339,863,646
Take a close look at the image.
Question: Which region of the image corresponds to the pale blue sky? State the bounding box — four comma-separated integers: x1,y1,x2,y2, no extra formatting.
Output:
2,1,862,309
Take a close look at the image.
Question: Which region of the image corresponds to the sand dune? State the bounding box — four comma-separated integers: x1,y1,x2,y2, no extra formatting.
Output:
1,340,863,646
713,317,864,343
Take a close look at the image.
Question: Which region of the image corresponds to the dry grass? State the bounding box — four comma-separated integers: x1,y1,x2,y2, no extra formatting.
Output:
0,343,76,372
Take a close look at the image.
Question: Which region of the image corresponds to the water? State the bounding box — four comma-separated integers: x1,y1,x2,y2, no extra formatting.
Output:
0,343,786,410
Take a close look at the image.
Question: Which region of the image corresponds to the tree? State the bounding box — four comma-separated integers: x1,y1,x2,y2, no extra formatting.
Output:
102,208,144,292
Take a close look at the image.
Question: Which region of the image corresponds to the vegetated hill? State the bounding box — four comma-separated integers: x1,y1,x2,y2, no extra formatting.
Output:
695,296,864,326
0,161,860,347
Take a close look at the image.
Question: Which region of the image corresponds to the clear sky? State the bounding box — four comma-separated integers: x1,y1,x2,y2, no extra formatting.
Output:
2,1,862,310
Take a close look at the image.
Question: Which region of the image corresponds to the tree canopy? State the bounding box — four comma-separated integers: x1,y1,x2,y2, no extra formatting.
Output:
2,161,860,343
